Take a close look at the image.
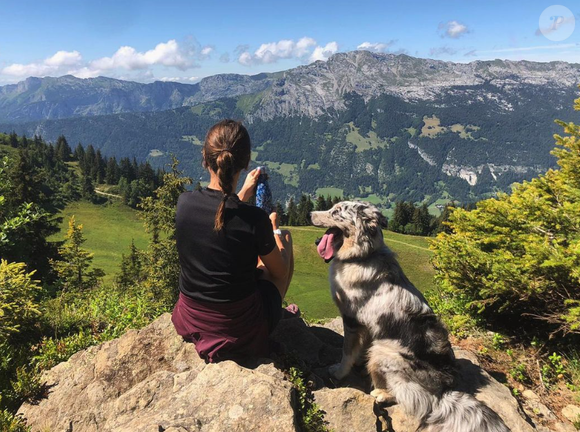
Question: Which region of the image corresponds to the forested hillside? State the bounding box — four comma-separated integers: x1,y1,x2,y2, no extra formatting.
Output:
2,51,579,206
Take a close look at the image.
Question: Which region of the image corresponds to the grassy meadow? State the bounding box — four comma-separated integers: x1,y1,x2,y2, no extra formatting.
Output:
51,200,435,320
50,201,151,280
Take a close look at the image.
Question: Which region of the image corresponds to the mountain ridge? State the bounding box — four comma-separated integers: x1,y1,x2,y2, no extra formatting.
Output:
1,50,578,206
1,51,579,124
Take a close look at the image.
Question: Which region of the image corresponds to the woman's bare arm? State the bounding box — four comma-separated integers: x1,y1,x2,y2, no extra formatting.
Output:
259,213,290,280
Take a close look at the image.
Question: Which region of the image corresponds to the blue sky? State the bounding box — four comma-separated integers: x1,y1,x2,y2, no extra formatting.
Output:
0,0,578,84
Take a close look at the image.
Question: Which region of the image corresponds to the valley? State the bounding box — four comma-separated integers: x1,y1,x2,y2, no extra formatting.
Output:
1,51,578,208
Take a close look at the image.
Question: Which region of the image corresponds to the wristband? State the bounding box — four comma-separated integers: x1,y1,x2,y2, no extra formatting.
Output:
273,229,282,236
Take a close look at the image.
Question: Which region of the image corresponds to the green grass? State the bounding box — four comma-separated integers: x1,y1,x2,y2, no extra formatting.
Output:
263,161,299,187
50,201,435,320
284,227,435,320
50,201,151,282
344,122,390,152
236,92,263,114
315,187,344,198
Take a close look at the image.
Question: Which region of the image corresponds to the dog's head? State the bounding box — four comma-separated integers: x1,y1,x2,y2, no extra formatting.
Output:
311,201,388,261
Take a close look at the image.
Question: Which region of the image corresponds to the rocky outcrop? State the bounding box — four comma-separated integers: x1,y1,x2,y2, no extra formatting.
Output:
18,313,570,431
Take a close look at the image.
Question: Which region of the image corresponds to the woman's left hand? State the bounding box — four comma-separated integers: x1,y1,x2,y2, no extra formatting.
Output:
238,168,261,202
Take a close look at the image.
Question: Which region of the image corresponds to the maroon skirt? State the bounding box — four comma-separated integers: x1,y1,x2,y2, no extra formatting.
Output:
171,285,279,363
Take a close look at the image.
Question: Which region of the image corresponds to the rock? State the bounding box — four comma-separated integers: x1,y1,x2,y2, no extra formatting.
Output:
18,314,295,432
453,349,535,432
313,387,384,432
19,314,539,432
521,393,557,422
551,422,577,432
562,405,580,424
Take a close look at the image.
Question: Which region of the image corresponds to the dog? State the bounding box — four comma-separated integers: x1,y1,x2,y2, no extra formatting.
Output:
311,201,510,432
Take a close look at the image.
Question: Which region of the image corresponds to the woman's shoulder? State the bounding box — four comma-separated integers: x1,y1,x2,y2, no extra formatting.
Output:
177,189,204,207
236,201,270,222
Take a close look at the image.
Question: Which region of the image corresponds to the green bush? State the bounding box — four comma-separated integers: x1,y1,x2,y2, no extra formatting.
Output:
9,367,43,404
430,94,580,338
0,260,41,341
34,331,96,371
0,405,29,432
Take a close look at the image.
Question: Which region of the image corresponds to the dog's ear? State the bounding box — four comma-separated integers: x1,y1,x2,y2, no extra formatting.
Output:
378,213,388,229
355,207,379,237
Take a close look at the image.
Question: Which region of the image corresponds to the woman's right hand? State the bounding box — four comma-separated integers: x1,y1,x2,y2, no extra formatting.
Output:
238,168,261,202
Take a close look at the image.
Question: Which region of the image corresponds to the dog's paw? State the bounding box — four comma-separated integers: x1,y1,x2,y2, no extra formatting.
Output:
328,363,348,380
371,389,395,404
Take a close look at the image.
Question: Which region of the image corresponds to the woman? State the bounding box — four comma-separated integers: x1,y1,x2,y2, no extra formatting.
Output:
171,119,295,363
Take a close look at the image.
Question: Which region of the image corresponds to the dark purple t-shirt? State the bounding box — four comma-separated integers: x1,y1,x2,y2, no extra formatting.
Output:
176,188,275,303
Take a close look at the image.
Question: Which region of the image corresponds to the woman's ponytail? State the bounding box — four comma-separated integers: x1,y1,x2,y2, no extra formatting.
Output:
214,150,235,231
202,120,251,232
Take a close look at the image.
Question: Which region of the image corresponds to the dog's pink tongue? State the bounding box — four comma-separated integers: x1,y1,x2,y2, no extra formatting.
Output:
317,232,335,260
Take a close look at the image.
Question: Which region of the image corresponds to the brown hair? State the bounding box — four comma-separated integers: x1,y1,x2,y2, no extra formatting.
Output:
203,119,251,231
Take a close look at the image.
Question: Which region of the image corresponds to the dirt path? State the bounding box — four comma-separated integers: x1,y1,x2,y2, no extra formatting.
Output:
95,189,122,199
287,226,432,252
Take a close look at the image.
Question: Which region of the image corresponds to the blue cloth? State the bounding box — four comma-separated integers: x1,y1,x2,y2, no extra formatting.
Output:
255,173,273,215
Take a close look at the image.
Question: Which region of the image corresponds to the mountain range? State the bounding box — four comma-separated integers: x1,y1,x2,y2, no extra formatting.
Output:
1,50,579,206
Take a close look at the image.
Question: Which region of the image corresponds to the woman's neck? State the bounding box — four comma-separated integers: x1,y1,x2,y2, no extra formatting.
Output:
208,171,241,193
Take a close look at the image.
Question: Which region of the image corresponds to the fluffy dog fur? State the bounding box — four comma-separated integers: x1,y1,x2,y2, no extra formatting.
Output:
311,201,510,432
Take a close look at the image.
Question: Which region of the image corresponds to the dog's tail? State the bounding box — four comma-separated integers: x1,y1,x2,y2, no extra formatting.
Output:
368,341,510,432
419,391,511,432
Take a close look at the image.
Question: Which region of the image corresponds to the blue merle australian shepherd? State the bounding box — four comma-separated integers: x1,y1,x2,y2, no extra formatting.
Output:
311,201,510,432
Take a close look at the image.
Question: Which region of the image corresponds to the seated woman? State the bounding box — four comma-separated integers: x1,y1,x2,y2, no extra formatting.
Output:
171,119,295,363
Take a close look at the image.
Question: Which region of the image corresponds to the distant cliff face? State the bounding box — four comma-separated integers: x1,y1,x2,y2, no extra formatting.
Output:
253,51,580,120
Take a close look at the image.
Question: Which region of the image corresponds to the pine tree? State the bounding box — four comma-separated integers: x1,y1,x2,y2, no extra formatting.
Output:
431,94,580,337
55,135,72,161
74,143,86,170
391,201,414,233
51,216,104,291
105,157,120,184
139,157,192,303
95,150,105,184
8,132,18,148
326,195,333,209
82,174,96,201
116,240,143,288
315,195,327,211
275,201,287,226
84,145,96,178
287,197,299,226
297,194,314,226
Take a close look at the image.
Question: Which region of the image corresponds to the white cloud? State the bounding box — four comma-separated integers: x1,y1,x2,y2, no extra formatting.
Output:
2,50,83,77
439,20,470,39
477,43,579,54
1,39,214,83
238,37,336,65
158,76,199,83
45,50,83,67
90,40,191,71
200,46,213,56
429,46,458,57
309,42,339,62
357,41,397,52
